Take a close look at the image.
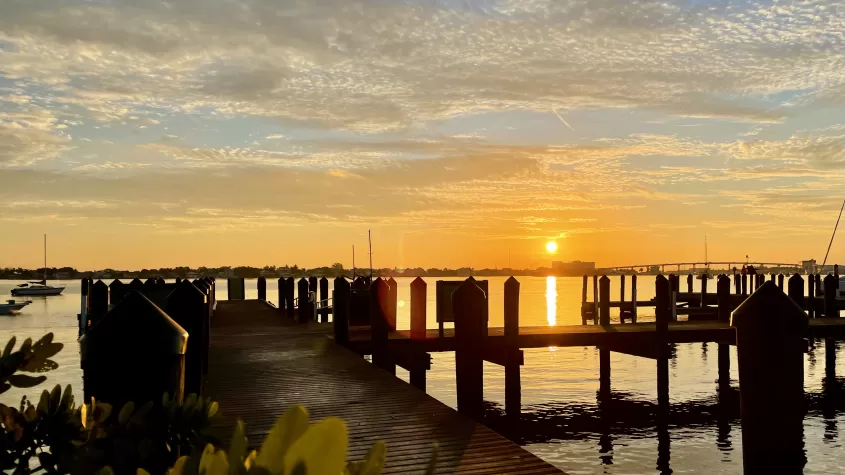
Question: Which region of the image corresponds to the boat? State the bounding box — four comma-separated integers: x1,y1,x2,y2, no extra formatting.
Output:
10,234,65,297
0,299,32,315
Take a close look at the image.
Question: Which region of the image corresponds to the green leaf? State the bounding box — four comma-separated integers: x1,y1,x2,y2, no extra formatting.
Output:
283,417,348,475
22,358,60,373
59,384,73,409
80,404,89,429
19,338,32,356
2,336,15,358
8,374,46,389
227,420,248,474
95,402,113,423
255,405,309,473
357,441,386,475
130,401,153,425
37,389,50,415
118,401,135,424
207,401,219,418
50,384,61,412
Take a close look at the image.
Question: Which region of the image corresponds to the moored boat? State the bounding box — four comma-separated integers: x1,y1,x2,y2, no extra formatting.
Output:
0,299,33,315
11,282,65,296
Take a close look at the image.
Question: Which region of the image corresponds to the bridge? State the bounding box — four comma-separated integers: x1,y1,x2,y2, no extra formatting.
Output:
599,261,801,273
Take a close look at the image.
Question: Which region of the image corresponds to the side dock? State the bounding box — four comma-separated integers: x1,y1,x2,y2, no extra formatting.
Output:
204,299,562,475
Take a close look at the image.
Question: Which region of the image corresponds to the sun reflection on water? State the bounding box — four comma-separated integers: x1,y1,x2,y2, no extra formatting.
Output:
546,275,557,326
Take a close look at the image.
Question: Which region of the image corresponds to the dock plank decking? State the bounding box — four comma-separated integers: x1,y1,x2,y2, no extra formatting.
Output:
204,300,562,475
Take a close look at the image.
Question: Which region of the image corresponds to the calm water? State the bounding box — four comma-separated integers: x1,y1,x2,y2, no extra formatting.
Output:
2,277,845,474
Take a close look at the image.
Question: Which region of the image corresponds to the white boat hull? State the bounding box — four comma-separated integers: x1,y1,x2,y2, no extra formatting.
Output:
11,286,65,296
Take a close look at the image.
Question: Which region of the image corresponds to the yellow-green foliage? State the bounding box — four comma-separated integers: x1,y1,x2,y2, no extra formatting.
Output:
133,405,438,475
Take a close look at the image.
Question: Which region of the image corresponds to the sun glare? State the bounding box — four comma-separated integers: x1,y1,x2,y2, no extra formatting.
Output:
546,241,558,254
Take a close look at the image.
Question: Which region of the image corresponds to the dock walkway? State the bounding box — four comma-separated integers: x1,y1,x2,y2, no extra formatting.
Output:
204,300,562,475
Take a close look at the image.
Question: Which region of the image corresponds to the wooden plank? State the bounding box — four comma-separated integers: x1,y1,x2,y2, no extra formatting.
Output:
205,300,562,475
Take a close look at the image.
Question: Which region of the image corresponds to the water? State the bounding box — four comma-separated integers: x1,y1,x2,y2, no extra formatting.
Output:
3,277,845,474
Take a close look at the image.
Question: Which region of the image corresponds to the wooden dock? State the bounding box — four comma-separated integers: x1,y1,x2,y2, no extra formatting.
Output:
204,299,563,475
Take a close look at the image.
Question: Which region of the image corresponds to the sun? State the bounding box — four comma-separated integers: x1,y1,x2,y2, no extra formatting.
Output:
546,241,558,254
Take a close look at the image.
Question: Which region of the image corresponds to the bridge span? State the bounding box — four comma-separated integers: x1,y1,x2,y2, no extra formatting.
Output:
599,261,801,273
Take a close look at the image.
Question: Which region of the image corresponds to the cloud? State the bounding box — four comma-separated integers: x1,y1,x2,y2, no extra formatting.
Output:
3,0,844,132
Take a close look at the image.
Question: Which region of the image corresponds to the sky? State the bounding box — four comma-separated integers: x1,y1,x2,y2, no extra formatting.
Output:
1,0,844,270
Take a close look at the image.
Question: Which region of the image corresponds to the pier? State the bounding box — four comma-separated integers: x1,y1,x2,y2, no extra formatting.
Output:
75,269,844,474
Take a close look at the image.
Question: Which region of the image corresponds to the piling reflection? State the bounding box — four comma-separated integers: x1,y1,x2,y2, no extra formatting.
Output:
546,276,557,326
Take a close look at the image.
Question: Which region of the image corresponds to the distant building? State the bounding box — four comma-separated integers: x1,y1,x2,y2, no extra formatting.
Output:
802,260,817,274
552,260,596,276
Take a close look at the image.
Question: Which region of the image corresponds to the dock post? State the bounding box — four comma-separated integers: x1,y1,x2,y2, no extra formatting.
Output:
778,273,785,291
788,274,804,309
89,280,109,327
504,277,521,419
333,277,350,345
297,278,309,323
410,277,427,340
599,275,610,325
815,273,822,295
655,275,670,421
277,277,286,313
453,278,486,418
286,277,295,319
687,274,693,293
369,278,394,374
109,279,124,306
808,275,816,318
734,273,740,295
701,274,708,308
620,274,626,303
593,274,599,321
257,276,266,301
631,274,638,322
581,275,589,325
741,273,748,296
319,277,330,323
386,277,398,331
731,281,807,474
79,278,90,336
824,274,838,318
81,291,188,410
717,275,731,322
718,342,730,391
227,277,245,300
166,280,206,396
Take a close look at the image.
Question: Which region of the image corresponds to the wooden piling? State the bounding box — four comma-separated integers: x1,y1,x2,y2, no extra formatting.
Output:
741,273,748,296
656,275,669,336
89,280,109,326
824,274,838,318
369,278,394,374
227,277,245,300
386,277,398,331
815,273,822,295
687,274,693,293
808,275,816,318
778,273,785,291
277,277,286,312
453,278,487,418
734,273,741,295
788,274,804,309
581,274,588,308
109,279,124,306
700,273,708,308
731,281,807,474
333,277,350,345
410,277,427,340
166,280,206,396
599,275,610,325
718,343,730,391
504,277,521,418
286,277,295,319
655,275,670,420
593,274,599,318
81,291,188,409
620,274,626,303
717,274,731,322
631,274,638,322
319,277,330,323
297,278,310,323
79,278,89,336
257,276,266,301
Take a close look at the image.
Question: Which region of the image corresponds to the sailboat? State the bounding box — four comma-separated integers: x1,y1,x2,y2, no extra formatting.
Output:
822,195,845,294
11,234,65,297
696,235,714,280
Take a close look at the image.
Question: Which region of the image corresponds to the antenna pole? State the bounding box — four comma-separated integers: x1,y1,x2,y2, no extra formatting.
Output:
44,234,47,283
368,229,373,278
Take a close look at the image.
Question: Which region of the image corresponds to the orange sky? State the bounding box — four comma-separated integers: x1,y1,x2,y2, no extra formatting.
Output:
1,0,844,270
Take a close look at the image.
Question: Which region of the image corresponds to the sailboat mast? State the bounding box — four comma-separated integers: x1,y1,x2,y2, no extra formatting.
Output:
352,245,356,279
44,234,47,283
368,229,373,278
